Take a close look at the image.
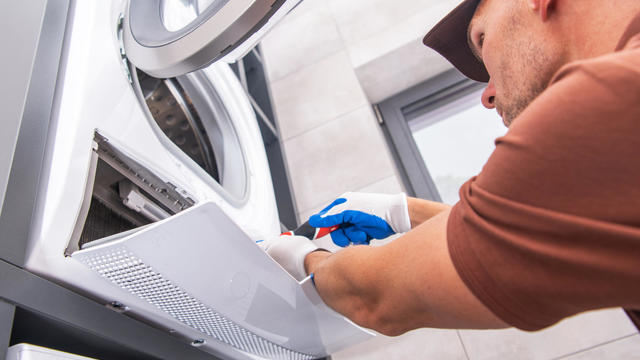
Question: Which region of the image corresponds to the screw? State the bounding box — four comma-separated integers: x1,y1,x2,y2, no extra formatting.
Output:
191,339,206,347
107,301,130,313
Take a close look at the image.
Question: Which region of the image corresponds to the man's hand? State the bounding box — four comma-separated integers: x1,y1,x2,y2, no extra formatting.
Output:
308,192,411,247
259,235,326,281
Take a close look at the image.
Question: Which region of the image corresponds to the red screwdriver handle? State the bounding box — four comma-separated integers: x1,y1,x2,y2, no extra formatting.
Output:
281,221,339,240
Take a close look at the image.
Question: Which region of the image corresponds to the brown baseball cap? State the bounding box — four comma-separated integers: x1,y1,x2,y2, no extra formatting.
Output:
423,0,490,82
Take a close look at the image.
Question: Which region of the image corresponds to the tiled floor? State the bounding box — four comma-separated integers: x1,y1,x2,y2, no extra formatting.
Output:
260,1,640,359
457,309,638,360
329,309,639,360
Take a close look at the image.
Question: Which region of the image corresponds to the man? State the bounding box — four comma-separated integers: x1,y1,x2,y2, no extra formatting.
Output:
262,0,640,335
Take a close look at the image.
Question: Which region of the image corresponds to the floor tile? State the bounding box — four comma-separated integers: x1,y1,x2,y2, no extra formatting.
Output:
261,0,344,82
284,105,396,213
270,51,368,140
557,334,640,360
459,308,638,360
333,328,468,360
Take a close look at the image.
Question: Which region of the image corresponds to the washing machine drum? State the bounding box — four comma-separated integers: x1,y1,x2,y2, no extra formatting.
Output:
137,72,220,181
124,0,302,78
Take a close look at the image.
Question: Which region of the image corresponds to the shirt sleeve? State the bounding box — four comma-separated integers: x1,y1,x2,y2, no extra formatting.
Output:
447,56,640,331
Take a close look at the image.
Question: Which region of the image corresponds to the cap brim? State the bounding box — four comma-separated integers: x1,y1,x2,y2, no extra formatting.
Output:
423,0,489,83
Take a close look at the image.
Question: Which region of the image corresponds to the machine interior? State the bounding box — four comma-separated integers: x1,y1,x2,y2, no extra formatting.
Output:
66,134,195,255
136,70,221,182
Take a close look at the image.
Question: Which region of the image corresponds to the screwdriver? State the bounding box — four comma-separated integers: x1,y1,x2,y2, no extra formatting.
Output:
281,221,340,240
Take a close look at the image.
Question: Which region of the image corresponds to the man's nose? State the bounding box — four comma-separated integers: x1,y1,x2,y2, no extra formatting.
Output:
481,81,496,109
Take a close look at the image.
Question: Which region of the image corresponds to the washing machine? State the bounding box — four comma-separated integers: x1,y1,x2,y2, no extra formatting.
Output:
3,0,375,359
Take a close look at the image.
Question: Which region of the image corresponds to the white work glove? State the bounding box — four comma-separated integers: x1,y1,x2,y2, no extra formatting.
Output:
259,235,324,281
308,192,411,247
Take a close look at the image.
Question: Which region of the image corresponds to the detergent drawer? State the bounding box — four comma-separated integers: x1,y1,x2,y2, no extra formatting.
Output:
72,201,374,360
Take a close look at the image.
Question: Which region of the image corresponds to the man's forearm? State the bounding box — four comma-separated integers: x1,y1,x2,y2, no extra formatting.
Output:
303,246,389,332
304,249,332,274
302,210,508,335
407,197,451,228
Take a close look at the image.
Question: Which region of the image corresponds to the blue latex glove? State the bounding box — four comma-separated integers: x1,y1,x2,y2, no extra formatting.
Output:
309,197,396,247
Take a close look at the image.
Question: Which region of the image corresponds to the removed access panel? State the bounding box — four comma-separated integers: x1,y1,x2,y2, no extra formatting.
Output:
72,201,374,359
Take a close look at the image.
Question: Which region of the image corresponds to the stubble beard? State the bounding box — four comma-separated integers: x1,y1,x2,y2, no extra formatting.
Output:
496,11,563,127
497,45,558,127
498,78,548,127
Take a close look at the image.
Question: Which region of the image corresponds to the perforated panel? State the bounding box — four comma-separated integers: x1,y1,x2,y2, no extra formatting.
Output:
78,247,317,360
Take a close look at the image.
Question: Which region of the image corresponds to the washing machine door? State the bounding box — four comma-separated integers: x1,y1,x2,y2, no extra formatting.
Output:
123,0,301,78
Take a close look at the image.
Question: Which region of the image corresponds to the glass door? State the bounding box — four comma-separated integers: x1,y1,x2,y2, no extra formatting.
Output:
124,0,302,78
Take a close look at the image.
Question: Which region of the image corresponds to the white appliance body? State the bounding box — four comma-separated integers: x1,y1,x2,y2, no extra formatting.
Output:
25,0,280,296
19,1,374,359
7,344,97,360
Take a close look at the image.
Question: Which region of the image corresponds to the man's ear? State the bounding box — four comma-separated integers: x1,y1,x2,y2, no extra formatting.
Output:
527,0,557,21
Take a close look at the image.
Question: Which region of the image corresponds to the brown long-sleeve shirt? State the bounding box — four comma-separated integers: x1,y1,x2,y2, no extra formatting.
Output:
447,13,640,331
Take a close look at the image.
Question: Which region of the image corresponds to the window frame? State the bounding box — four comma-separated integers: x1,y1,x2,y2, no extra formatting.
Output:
376,69,485,201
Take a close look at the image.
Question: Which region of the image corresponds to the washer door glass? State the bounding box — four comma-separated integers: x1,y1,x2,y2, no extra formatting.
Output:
124,0,302,78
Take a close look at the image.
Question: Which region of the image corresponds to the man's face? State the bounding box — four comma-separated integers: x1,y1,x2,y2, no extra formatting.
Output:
468,0,565,126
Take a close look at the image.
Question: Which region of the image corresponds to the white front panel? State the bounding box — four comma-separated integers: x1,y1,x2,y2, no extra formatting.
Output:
73,202,374,359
